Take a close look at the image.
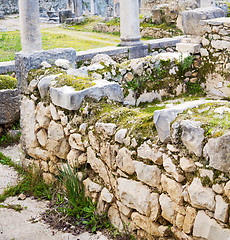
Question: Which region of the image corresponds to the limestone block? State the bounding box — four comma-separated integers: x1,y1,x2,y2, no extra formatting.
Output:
117,178,151,215
181,7,225,35
180,156,196,172
224,181,230,201
37,129,47,147
171,227,193,240
95,122,116,138
163,154,185,182
115,129,127,143
79,123,87,135
137,142,163,165
131,212,161,237
49,103,59,120
203,134,230,172
28,79,39,93
180,120,204,157
50,80,124,111
193,210,230,239
91,54,117,67
20,97,39,150
35,102,51,129
0,89,20,125
38,75,58,99
96,195,109,215
133,161,161,189
55,59,72,69
69,133,85,151
100,142,117,169
101,188,114,203
47,138,70,159
78,153,87,165
211,40,230,50
48,121,64,141
67,149,81,168
116,147,135,175
43,173,54,185
183,206,196,234
161,174,183,205
28,147,50,161
117,201,132,217
88,131,99,152
158,225,171,238
213,184,224,194
200,48,209,56
187,178,215,211
214,195,229,223
40,161,49,172
149,193,160,221
176,214,185,229
159,194,175,224
176,43,201,54
87,147,115,186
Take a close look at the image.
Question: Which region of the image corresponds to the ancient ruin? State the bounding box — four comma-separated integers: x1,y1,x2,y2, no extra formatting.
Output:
1,0,230,239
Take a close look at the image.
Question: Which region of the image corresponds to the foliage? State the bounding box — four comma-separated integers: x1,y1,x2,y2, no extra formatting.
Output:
0,153,54,203
55,75,95,91
0,75,17,89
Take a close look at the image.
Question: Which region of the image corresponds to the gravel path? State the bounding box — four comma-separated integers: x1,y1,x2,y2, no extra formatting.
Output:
0,145,109,240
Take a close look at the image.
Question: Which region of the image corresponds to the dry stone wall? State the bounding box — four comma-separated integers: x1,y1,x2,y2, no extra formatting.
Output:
19,51,230,239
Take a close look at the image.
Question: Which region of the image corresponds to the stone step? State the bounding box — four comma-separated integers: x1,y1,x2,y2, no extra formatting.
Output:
176,42,201,54
181,36,202,44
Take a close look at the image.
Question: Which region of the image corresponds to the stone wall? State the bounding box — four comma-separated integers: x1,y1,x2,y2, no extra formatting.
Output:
19,46,230,239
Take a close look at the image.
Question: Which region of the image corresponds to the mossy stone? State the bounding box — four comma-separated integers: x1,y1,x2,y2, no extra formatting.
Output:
0,75,17,90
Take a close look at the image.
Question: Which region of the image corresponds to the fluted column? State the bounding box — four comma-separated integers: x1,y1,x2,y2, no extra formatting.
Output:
91,0,98,15
120,0,142,46
19,0,42,52
74,0,83,17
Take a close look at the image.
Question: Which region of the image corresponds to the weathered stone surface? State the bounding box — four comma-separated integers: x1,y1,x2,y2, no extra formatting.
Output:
163,154,185,182
149,193,160,221
88,131,99,152
40,160,49,172
49,103,60,120
176,43,201,54
214,195,228,223
0,90,20,125
131,212,161,237
224,181,230,201
117,178,151,215
20,97,38,149
180,156,196,172
180,120,204,157
161,174,183,205
38,75,58,99
181,7,225,35
187,178,215,211
101,188,114,203
133,161,161,189
95,123,116,138
171,227,192,240
35,102,51,129
36,129,47,147
213,184,224,195
69,133,85,151
48,121,64,141
50,80,124,111
193,210,230,239
46,138,70,159
43,173,54,185
176,214,185,230
116,147,135,175
137,142,163,165
55,59,72,69
28,147,50,161
159,194,175,224
117,201,132,217
203,134,230,172
183,206,196,234
100,142,117,169
67,149,81,168
115,129,127,143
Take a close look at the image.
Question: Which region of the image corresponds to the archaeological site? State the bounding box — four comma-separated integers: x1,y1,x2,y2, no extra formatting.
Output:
1,0,230,239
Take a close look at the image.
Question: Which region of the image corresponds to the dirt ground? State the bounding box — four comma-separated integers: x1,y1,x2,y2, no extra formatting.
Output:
0,145,109,240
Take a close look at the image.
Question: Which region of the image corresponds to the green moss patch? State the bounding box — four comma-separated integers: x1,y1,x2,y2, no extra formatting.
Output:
55,75,95,91
0,75,17,90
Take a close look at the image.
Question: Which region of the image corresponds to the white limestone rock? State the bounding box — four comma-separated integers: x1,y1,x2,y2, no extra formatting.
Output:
163,154,185,182
115,129,127,144
203,134,230,172
116,147,135,175
101,188,114,203
137,142,163,165
180,156,196,172
183,206,196,234
159,194,175,224
180,120,204,157
49,103,60,120
48,121,65,141
55,58,72,69
117,178,151,215
149,193,160,221
161,174,183,205
214,195,229,223
36,129,47,147
35,102,51,129
88,131,99,152
187,178,215,211
193,210,230,239
95,122,116,138
133,161,161,189
67,149,81,168
69,133,85,151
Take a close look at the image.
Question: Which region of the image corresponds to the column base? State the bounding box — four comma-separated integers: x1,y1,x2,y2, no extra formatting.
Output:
119,39,143,47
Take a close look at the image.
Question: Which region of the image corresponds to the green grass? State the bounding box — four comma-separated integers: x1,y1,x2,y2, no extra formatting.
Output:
0,27,120,62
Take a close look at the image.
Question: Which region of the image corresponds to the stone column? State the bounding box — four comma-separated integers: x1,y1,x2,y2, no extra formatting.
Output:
200,0,215,8
114,0,120,17
67,0,72,10
74,0,83,17
120,0,142,46
19,0,42,52
91,0,98,15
